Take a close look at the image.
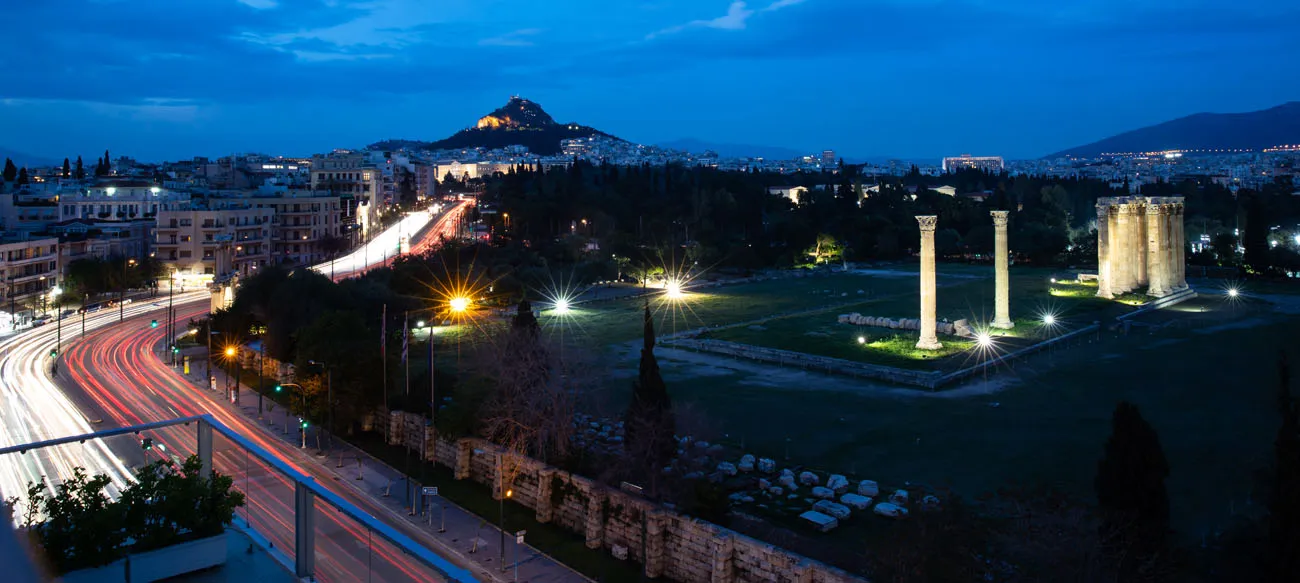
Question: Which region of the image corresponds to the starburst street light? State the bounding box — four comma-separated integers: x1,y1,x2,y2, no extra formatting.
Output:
857,336,866,344
664,278,684,299
554,298,571,314
1227,287,1239,298
976,332,993,348
449,296,470,313
224,346,236,357
1043,314,1056,326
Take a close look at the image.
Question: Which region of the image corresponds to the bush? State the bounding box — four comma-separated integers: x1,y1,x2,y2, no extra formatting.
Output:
12,455,245,574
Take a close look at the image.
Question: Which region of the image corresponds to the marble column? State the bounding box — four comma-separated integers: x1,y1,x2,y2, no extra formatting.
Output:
991,210,1013,329
1114,204,1132,294
1134,202,1148,287
916,216,942,350
1097,202,1113,298
1175,204,1186,289
1145,203,1167,296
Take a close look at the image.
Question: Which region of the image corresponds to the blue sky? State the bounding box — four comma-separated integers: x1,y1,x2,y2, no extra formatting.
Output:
2,0,1296,162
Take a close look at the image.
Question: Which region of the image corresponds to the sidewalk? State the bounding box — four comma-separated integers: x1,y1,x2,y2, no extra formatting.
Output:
177,358,590,583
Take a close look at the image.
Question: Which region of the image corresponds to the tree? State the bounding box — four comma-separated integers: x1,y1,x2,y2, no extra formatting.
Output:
1212,233,1238,265
2,158,16,182
74,155,85,180
1095,401,1170,570
1269,353,1300,579
1243,194,1270,272
16,167,28,185
804,233,845,266
62,158,70,178
624,305,676,494
477,299,577,465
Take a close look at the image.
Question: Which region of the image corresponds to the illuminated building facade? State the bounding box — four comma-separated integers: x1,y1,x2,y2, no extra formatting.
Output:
942,154,1005,173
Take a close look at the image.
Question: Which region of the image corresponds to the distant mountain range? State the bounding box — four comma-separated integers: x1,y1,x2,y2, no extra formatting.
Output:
370,96,618,156
1047,102,1300,159
0,148,57,168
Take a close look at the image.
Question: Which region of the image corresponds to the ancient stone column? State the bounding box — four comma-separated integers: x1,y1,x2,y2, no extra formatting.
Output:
991,210,1013,329
1175,203,1186,289
1134,201,1148,288
1113,204,1131,294
1146,203,1167,297
915,216,942,350
1097,202,1113,298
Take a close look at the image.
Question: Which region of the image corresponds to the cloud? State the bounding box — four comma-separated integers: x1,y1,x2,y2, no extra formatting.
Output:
479,28,542,47
647,1,754,39
236,0,278,9
762,0,806,11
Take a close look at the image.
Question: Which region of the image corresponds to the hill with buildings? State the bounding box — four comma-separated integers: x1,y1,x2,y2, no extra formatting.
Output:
1047,101,1300,158
371,96,620,156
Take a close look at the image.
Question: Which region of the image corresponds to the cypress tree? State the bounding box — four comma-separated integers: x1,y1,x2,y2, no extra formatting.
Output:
62,158,71,178
1270,353,1300,579
1095,401,1170,563
16,167,28,185
625,304,676,489
74,156,85,180
2,158,15,182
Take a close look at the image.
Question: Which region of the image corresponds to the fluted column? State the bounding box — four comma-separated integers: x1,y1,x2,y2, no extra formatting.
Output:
916,216,942,350
991,210,1013,328
1174,204,1186,289
1114,204,1132,294
1134,202,1148,287
1097,202,1113,298
1146,203,1167,297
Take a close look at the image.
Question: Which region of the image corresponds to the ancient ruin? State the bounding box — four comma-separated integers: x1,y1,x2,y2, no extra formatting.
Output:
990,210,1013,329
916,216,942,350
1096,196,1187,298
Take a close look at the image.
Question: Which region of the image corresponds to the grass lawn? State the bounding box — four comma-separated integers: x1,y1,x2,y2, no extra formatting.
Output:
644,290,1286,541
704,267,1129,370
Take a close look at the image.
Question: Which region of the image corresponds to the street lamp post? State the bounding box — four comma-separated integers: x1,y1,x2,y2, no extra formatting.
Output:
167,275,175,366
280,382,308,448
309,360,333,452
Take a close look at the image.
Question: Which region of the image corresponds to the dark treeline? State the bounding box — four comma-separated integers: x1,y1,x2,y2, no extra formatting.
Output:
467,161,1300,277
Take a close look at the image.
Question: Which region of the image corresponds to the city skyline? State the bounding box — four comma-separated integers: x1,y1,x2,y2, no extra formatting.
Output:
1,0,1297,161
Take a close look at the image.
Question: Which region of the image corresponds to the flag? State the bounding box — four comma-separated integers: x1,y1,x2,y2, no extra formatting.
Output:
402,311,409,364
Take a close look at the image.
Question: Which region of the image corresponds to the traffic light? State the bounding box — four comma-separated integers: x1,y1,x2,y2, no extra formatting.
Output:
171,345,179,354
300,418,308,429
49,349,56,357
150,319,158,328
275,385,283,393
141,438,153,451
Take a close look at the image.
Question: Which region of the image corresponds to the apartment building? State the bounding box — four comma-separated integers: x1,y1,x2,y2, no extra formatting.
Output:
309,151,384,238
155,205,272,287
242,192,345,265
0,238,60,319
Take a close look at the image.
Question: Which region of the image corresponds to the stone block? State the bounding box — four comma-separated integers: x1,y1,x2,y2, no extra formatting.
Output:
778,473,796,489
813,500,851,520
768,486,783,496
757,458,776,473
889,489,909,506
857,480,879,497
758,478,770,490
798,471,819,486
717,462,738,476
840,493,872,510
921,494,941,511
954,319,974,337
738,454,756,472
811,486,834,499
873,502,909,518
798,510,838,532
826,474,849,494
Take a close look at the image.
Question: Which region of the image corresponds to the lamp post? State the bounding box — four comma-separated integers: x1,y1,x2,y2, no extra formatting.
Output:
498,454,513,572
224,346,237,403
309,360,333,452
167,274,175,365
280,382,308,448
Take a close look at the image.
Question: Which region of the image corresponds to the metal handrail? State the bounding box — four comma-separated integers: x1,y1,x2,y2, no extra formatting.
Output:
0,414,477,582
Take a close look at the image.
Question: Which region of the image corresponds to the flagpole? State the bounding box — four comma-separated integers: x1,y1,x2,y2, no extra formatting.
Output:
382,304,388,416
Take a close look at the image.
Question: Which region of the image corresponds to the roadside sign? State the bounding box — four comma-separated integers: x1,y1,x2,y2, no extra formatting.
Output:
422,486,439,496
515,530,526,544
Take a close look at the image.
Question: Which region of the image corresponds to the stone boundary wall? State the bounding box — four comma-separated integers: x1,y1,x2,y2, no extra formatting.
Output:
383,412,866,583
665,338,944,389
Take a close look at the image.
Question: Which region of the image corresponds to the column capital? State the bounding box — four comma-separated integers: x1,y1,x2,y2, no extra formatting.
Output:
1145,202,1163,216
915,215,938,232
990,210,1009,227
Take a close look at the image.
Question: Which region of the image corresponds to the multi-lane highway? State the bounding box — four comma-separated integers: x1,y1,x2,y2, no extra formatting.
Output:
0,203,482,581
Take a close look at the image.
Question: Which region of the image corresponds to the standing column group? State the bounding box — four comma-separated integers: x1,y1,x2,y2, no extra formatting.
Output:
991,210,1013,329
1095,196,1187,298
915,216,942,350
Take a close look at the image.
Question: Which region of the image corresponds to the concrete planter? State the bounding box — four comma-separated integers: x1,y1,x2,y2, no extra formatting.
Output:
62,530,228,583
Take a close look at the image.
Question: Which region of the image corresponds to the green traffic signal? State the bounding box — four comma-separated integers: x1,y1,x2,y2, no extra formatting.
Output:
150,319,158,328
171,346,179,353
49,349,56,357
141,438,153,451
300,419,308,429
275,385,283,393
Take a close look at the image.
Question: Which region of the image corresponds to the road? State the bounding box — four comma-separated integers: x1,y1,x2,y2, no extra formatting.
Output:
315,201,469,280
0,202,567,582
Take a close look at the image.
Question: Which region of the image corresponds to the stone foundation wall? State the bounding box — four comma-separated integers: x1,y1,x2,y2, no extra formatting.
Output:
389,412,864,583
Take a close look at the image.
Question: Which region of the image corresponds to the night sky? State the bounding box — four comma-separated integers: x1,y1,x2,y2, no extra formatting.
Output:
2,0,1296,161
